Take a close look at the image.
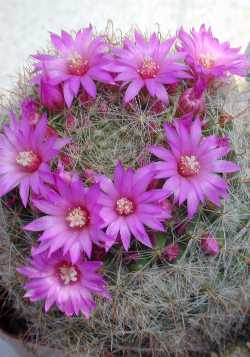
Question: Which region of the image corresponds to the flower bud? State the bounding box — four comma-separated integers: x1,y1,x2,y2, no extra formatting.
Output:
84,169,97,184
66,114,76,129
201,234,219,256
167,83,179,96
150,100,167,114
78,90,93,106
178,87,205,115
40,78,65,111
163,243,180,262
21,97,40,125
60,153,72,169
98,100,109,115
46,126,58,138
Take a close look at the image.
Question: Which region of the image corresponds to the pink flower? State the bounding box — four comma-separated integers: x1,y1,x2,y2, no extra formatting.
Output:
177,79,205,115
201,234,219,256
163,243,180,262
24,176,111,262
32,26,114,108
98,163,170,250
149,118,239,218
177,24,249,84
0,113,70,206
39,75,65,111
17,251,110,318
21,97,40,126
106,31,190,103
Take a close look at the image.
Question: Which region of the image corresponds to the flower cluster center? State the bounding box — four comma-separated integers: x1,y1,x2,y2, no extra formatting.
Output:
68,52,89,76
66,207,89,228
16,150,41,172
178,155,200,177
199,54,215,69
116,197,134,216
138,58,160,79
58,262,79,285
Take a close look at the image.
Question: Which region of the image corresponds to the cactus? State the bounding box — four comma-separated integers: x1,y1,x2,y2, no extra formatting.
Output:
0,26,249,356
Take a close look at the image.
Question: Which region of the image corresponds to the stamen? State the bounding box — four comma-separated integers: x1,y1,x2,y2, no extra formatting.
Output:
16,151,41,172
66,207,88,228
116,197,134,216
138,58,160,79
178,155,200,177
58,263,79,285
68,51,89,76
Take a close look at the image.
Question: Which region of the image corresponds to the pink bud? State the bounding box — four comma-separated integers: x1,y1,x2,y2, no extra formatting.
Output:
163,243,180,262
78,90,93,106
98,100,109,115
150,100,166,114
21,97,40,126
60,153,72,169
123,252,140,264
148,120,160,133
166,83,178,96
201,234,219,256
40,78,64,111
46,126,58,138
175,221,188,236
66,114,76,129
84,169,97,184
178,87,205,115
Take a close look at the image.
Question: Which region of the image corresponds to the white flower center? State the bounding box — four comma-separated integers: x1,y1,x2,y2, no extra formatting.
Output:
116,197,134,216
58,263,79,285
178,155,200,177
199,54,215,69
138,58,160,79
16,150,40,172
68,51,89,76
66,207,88,228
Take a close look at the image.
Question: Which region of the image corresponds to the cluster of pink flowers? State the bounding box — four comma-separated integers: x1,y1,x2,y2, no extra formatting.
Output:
0,24,247,318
